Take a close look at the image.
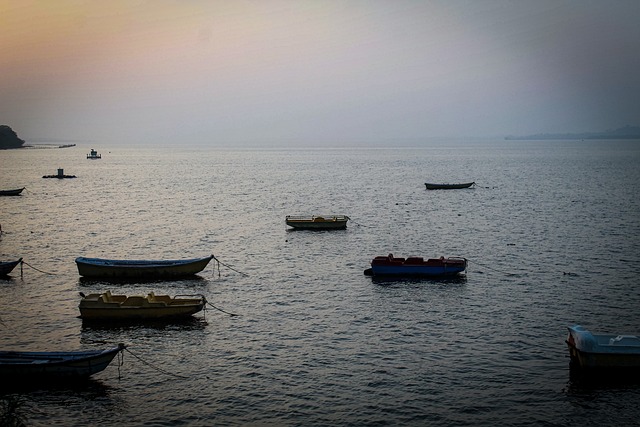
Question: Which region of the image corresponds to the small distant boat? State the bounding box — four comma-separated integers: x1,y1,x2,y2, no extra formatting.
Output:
87,148,101,159
75,255,214,279
0,258,22,276
0,187,24,196
79,291,206,321
566,325,640,370
285,215,350,230
365,254,467,277
425,182,475,190
0,344,125,380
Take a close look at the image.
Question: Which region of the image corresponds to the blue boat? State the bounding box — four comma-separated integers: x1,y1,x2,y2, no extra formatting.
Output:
0,344,125,380
0,258,22,276
75,255,214,279
366,254,467,277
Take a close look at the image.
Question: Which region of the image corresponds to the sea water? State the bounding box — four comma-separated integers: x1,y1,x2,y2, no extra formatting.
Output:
1,139,639,426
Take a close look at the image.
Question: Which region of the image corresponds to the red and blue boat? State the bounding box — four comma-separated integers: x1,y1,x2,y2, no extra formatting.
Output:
365,253,467,277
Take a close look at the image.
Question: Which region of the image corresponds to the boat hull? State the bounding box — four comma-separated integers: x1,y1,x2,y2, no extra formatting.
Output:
285,215,349,230
369,255,467,277
79,305,204,320
370,265,466,276
425,182,475,190
0,188,24,196
75,255,213,279
566,325,640,370
0,344,124,380
79,292,206,321
0,258,22,276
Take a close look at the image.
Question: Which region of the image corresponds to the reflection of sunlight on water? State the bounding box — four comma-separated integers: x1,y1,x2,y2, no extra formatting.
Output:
0,143,639,425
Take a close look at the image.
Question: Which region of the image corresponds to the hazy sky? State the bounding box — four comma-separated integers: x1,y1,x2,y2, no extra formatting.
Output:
2,0,639,145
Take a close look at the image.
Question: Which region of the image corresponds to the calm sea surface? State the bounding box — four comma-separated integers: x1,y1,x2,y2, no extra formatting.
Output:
1,140,639,426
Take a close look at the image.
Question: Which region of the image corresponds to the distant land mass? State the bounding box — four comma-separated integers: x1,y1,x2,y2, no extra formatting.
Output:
0,125,25,149
505,125,640,140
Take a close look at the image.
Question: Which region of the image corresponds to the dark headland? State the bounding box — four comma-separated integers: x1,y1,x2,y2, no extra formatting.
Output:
505,125,640,140
0,125,25,149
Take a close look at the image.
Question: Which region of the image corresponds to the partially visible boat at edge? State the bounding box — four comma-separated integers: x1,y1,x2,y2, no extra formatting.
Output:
79,291,206,321
0,258,22,276
285,215,350,230
425,182,475,190
365,254,467,277
0,344,125,380
566,325,640,370
0,187,25,196
75,255,214,279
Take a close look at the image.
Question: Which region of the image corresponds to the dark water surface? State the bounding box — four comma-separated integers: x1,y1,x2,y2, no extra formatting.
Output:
1,140,639,426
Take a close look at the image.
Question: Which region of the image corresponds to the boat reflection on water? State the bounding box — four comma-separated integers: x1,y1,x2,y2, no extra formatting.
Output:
78,274,209,286
567,364,640,389
368,274,468,287
80,315,209,332
0,379,115,426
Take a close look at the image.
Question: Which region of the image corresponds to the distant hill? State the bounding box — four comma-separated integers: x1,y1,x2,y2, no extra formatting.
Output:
505,125,640,140
0,125,25,149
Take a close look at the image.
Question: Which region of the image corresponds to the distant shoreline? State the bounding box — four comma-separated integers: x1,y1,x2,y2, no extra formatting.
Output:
505,135,640,140
505,125,640,140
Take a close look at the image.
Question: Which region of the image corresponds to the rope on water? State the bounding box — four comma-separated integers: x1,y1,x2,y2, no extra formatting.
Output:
124,347,189,379
206,300,240,317
212,254,249,277
466,258,520,276
21,260,58,275
347,216,365,227
0,316,21,338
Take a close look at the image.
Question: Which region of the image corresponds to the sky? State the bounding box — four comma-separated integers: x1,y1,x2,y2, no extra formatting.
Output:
1,0,639,146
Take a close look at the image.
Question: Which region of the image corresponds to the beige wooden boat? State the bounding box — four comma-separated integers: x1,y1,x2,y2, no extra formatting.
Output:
79,291,206,321
285,215,350,230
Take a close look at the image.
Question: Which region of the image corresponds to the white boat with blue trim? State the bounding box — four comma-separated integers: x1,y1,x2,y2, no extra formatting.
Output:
566,325,640,370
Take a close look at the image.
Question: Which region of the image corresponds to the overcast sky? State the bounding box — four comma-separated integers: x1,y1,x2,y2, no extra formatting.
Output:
2,0,639,146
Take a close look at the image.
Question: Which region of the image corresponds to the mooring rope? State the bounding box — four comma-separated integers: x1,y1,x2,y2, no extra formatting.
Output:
466,258,520,276
0,316,21,338
348,216,365,227
212,254,249,277
117,347,125,380
21,260,58,275
206,301,240,317
124,347,189,379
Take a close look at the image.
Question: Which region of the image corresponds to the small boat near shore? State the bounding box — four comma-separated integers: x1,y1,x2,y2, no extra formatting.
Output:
0,344,125,380
0,187,25,196
365,254,467,277
0,258,22,276
75,255,214,279
87,148,101,159
566,325,640,370
79,291,206,321
425,182,475,190
285,215,350,230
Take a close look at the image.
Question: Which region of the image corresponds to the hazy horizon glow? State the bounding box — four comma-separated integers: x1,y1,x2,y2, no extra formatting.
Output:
2,1,639,145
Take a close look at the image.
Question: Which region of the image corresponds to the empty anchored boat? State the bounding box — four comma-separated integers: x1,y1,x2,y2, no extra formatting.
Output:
75,255,214,279
425,182,475,190
0,344,125,380
0,258,22,276
566,325,640,370
365,254,467,277
285,215,350,230
0,188,25,196
79,291,206,321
